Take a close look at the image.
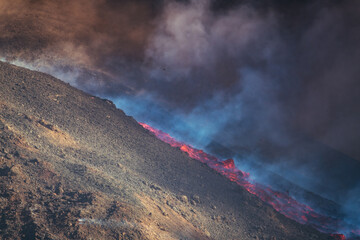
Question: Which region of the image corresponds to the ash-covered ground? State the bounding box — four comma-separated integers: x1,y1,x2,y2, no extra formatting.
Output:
0,61,337,239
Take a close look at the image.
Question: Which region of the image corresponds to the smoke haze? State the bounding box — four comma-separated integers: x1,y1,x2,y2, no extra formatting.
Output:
1,0,359,228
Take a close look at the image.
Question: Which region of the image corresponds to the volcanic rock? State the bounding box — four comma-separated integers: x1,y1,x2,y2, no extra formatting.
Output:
0,61,334,239
180,195,188,203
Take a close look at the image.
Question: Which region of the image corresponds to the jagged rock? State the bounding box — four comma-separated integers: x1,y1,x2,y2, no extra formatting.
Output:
192,195,200,204
180,195,188,203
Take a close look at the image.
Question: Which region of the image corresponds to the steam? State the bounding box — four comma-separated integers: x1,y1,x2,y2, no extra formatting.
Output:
1,0,360,233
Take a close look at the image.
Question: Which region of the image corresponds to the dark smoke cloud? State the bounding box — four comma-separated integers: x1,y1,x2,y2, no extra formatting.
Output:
0,0,161,87
1,0,360,227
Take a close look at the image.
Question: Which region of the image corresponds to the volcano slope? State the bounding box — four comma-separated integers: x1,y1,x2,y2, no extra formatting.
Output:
0,61,334,240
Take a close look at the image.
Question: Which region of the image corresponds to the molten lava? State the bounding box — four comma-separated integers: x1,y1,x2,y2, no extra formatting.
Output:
331,234,347,240
139,123,359,240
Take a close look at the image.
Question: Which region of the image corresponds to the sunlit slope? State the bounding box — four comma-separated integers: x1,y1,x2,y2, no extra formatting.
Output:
0,61,334,240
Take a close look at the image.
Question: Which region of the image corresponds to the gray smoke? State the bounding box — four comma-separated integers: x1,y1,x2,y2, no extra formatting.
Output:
1,0,359,230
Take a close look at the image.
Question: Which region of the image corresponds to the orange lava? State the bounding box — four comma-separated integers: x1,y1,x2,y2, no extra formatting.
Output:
331,234,347,240
139,122,359,240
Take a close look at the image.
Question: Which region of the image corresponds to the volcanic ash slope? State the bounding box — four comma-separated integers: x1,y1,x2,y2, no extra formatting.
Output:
0,61,333,240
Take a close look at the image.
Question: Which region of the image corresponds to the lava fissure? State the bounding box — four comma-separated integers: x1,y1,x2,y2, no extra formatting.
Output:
139,122,359,240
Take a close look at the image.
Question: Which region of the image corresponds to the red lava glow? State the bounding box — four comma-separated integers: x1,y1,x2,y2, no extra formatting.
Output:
331,234,347,240
139,122,360,240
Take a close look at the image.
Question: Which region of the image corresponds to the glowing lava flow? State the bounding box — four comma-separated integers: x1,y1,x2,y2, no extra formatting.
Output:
139,122,360,240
